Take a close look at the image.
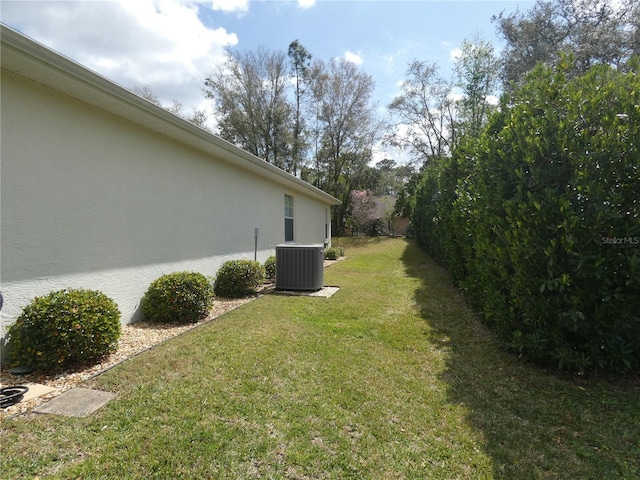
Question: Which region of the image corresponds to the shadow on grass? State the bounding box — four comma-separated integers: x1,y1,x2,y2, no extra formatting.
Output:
401,240,640,479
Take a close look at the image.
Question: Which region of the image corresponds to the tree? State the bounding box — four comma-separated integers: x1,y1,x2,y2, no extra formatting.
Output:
369,159,396,196
307,58,382,233
132,86,211,132
133,85,161,105
387,61,456,166
288,40,312,176
494,0,640,89
632,2,640,55
165,99,184,116
453,37,500,139
204,47,294,171
187,108,210,130
349,189,377,235
368,159,417,197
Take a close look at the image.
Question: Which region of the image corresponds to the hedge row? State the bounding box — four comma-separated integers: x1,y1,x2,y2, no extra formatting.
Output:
413,58,640,372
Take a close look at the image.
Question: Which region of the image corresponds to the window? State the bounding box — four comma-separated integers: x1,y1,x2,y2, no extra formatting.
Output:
325,208,329,242
284,194,294,242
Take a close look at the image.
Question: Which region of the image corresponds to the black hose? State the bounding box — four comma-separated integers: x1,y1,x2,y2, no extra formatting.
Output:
0,386,29,408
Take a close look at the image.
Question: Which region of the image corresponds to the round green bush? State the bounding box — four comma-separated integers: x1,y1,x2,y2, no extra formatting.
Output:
8,288,121,372
324,247,341,260
264,256,276,279
141,271,214,324
214,260,265,298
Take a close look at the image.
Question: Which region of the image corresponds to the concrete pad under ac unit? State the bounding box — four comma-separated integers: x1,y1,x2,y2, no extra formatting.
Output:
273,286,340,298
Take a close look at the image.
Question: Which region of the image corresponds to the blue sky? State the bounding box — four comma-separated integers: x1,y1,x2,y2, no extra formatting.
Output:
199,1,535,103
1,0,535,162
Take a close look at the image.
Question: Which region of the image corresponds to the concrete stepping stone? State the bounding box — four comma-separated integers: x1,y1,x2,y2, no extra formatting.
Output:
22,382,57,402
33,387,115,417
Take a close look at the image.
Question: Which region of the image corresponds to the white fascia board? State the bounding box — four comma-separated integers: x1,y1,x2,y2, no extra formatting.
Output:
0,24,341,206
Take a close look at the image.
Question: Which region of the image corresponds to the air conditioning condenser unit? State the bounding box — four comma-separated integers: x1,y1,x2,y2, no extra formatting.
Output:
275,244,324,291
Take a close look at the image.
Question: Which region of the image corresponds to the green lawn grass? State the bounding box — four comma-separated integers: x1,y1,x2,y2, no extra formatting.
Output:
1,238,638,479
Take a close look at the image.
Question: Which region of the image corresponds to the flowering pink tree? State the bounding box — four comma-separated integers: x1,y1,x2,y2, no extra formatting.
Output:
349,189,377,235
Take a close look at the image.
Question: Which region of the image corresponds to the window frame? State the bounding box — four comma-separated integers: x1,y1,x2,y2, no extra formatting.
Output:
284,194,294,242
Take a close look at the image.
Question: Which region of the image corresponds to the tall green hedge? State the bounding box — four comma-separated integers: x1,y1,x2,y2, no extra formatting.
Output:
413,58,640,372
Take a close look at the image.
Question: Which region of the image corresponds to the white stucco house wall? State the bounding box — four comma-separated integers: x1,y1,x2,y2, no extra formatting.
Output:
0,25,340,332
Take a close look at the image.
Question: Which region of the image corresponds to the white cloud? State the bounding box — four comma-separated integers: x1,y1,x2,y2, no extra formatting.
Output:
210,0,249,14
449,88,464,103
450,48,463,61
486,95,500,106
1,0,239,131
345,51,363,65
371,139,414,167
298,0,316,9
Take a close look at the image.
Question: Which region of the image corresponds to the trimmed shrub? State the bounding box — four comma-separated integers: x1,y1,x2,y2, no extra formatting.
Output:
324,247,341,260
214,260,265,298
141,272,214,324
7,288,121,372
264,256,276,279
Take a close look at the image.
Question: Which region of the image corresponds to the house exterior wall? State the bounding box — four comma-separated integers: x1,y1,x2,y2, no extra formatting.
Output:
391,217,410,236
0,69,332,329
